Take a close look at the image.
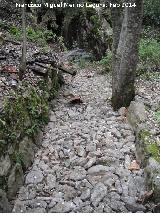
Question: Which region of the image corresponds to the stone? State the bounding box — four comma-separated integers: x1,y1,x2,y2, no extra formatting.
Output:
73,197,83,207
46,174,56,190
88,165,110,175
62,185,77,201
124,155,131,169
7,163,24,200
76,146,86,157
25,169,44,184
94,203,105,213
146,158,160,202
86,143,97,152
124,197,146,212
127,101,147,130
50,111,56,122
34,130,43,146
49,201,76,213
69,166,86,181
19,136,35,169
0,189,11,213
81,188,91,201
18,186,36,201
104,204,112,213
27,199,47,209
84,157,96,169
91,183,107,207
28,208,46,213
12,200,27,213
0,155,11,176
80,205,93,213
118,107,127,116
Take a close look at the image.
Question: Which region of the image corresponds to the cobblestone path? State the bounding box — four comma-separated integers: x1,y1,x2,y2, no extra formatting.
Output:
13,68,152,213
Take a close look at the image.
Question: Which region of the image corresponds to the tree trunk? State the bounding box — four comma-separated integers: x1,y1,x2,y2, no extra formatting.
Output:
19,0,27,80
111,0,143,110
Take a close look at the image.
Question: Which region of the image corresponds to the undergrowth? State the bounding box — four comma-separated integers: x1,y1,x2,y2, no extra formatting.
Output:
0,87,49,153
9,25,55,46
99,38,160,76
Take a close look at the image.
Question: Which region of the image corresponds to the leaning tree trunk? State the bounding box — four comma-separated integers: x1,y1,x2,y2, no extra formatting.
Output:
19,0,27,80
111,0,143,110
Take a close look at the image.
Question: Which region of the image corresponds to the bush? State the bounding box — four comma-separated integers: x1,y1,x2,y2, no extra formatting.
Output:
99,51,112,72
9,26,21,39
99,38,160,76
155,110,160,124
9,25,55,46
26,27,55,45
0,88,49,145
144,0,160,25
139,38,160,67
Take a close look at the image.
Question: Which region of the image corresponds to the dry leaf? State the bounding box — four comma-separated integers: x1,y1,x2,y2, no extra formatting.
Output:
69,96,83,105
128,160,140,171
141,190,153,204
2,65,17,73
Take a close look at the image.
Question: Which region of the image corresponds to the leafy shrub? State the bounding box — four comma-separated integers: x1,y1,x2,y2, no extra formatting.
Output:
99,38,160,75
27,27,55,45
0,88,49,145
9,25,55,46
144,0,160,25
139,38,160,66
9,26,21,39
99,51,112,72
155,110,160,124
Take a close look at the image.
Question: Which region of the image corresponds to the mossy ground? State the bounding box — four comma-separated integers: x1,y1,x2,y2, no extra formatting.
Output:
0,72,60,156
138,130,160,163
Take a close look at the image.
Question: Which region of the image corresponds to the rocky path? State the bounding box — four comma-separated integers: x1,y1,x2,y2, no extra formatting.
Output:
13,68,152,213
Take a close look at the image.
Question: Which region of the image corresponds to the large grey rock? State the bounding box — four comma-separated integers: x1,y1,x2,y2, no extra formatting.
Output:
124,197,146,212
80,188,91,201
91,183,107,207
27,208,46,213
145,158,160,202
60,185,77,201
0,189,11,213
69,166,86,181
127,101,147,130
88,165,110,175
25,169,44,184
19,136,35,169
49,201,76,213
0,155,11,176
84,157,96,169
46,174,56,190
7,163,24,200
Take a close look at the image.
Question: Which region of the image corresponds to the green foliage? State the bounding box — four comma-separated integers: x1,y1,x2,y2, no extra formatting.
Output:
155,110,160,124
139,38,160,66
9,26,21,39
99,51,112,72
78,58,87,68
99,38,160,76
147,143,160,163
90,15,101,36
9,25,55,46
57,36,67,51
26,27,55,45
0,87,49,147
144,0,160,25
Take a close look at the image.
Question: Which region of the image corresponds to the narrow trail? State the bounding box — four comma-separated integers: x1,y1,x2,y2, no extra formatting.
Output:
13,68,151,213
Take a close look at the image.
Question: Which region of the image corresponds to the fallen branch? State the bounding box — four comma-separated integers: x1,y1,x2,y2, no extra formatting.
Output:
55,65,77,76
28,65,48,75
35,62,50,69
